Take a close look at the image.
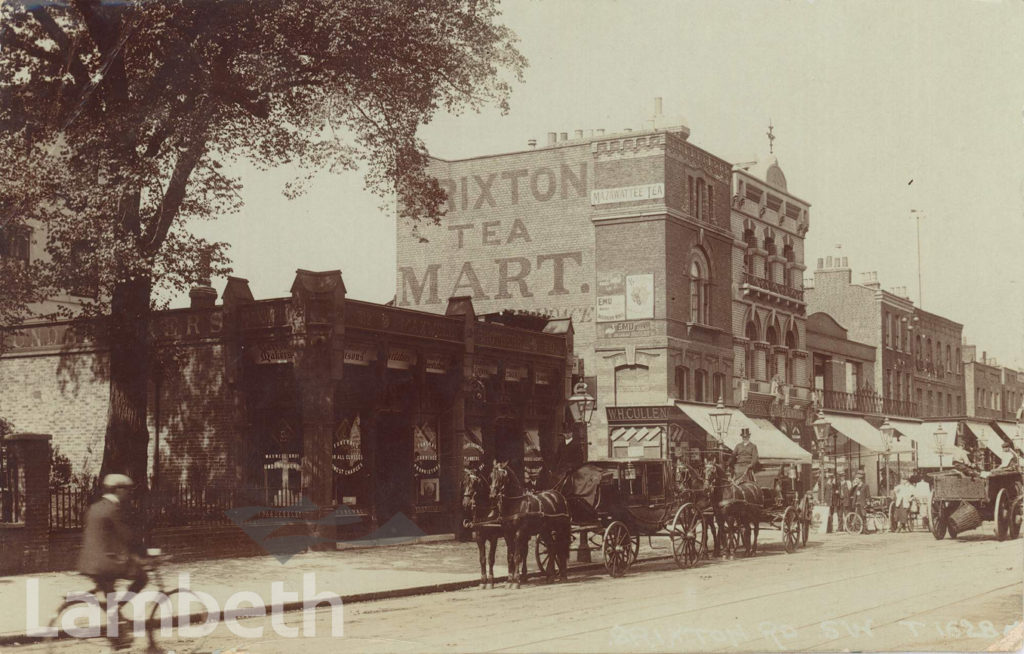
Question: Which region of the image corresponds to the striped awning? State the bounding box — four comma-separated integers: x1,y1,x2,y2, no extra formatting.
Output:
610,425,665,443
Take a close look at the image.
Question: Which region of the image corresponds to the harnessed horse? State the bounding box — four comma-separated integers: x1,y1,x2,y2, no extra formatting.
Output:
704,460,764,557
462,467,503,589
490,461,570,588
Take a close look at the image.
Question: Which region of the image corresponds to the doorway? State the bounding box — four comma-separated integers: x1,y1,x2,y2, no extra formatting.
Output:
375,413,413,522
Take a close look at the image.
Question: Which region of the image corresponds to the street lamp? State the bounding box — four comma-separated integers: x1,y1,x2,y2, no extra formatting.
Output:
933,425,947,471
813,411,832,504
568,381,596,426
709,397,732,465
879,417,894,498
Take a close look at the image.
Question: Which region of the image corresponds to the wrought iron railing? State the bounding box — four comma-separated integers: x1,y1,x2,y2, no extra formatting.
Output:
0,443,23,524
741,271,805,302
820,389,919,418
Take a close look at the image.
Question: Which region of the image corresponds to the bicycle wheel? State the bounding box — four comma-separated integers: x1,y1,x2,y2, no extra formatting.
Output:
147,586,213,651
45,598,123,654
845,512,864,534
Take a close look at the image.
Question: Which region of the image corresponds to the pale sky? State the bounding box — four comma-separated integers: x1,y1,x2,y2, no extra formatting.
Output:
189,0,1024,370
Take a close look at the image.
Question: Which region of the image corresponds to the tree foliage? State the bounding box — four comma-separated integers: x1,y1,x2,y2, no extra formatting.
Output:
0,0,526,482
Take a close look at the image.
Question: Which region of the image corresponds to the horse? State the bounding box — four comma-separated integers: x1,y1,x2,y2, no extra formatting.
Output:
490,461,570,588
703,459,764,558
462,466,503,589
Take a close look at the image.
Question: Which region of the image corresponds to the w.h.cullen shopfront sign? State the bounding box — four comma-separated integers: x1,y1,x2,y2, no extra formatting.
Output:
606,405,679,422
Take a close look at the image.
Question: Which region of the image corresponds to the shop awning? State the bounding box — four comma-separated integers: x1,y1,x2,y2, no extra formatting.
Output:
675,402,811,463
994,421,1023,451
879,418,923,455
821,413,910,456
963,421,1014,466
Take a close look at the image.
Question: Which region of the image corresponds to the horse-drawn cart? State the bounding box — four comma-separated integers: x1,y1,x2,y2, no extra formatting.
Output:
929,468,1023,541
535,459,710,577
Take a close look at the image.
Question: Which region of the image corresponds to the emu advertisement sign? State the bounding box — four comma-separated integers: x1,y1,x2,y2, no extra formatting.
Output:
396,148,596,334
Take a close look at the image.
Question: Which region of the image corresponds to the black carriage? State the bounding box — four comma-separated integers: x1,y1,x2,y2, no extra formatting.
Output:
929,468,1023,540
755,480,814,552
535,459,709,577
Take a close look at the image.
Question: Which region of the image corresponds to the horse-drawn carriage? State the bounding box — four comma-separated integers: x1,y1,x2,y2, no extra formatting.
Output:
534,459,709,578
929,468,1023,541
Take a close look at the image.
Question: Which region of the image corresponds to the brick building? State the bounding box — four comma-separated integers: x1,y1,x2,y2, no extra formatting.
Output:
962,343,1005,420
911,308,964,418
730,155,812,445
805,256,918,419
396,104,812,470
1,270,572,537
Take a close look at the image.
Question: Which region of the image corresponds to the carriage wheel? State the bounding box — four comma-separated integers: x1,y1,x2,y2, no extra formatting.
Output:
1010,497,1023,539
888,501,898,532
995,489,1011,541
602,521,632,578
535,531,556,577
930,500,947,540
670,503,706,569
845,512,864,535
782,506,799,553
722,515,742,558
798,495,811,547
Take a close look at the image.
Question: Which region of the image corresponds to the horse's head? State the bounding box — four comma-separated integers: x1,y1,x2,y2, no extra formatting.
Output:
489,460,510,504
462,467,489,524
703,459,721,493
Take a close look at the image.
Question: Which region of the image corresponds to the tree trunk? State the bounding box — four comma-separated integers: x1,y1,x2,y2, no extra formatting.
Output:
99,275,152,488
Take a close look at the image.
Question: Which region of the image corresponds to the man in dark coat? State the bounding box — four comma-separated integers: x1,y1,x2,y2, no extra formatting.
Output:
728,428,759,482
78,474,148,600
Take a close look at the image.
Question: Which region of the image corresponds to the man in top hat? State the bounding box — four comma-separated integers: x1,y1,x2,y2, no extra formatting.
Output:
78,474,148,602
728,428,759,483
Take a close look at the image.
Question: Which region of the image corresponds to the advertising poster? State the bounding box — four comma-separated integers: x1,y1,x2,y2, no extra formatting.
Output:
625,274,654,319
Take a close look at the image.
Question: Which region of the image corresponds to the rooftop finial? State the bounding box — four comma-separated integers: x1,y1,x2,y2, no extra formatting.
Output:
766,119,776,155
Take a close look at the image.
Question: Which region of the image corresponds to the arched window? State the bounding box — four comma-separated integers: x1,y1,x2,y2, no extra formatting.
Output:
766,320,780,381
745,319,759,380
785,328,797,385
742,229,757,276
694,370,709,402
689,252,711,325
945,345,952,372
712,373,725,403
763,234,776,278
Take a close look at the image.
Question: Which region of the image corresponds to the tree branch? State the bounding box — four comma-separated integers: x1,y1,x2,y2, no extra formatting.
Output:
140,130,207,255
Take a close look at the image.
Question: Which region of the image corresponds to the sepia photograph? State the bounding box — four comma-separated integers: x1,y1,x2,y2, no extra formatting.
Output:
0,0,1022,652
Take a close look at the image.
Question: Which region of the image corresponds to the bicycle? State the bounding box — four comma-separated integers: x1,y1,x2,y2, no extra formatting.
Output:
43,549,210,653
844,498,891,535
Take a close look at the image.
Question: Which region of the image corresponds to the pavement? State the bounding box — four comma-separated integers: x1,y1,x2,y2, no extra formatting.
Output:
0,532,670,646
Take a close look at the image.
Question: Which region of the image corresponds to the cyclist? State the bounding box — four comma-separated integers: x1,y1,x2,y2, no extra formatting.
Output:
78,474,149,607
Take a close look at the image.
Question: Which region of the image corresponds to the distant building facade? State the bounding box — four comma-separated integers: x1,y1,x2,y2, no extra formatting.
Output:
911,308,964,418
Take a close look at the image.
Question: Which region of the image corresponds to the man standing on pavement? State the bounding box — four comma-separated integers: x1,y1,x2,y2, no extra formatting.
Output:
78,475,148,602
893,477,914,531
728,428,759,483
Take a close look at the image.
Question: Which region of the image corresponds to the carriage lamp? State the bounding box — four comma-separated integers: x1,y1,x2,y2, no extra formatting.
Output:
812,412,832,504
933,425,947,471
568,381,596,425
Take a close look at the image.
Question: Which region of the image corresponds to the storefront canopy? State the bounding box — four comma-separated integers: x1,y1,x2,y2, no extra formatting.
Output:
963,421,1014,466
881,418,925,455
675,402,811,463
823,413,914,456
994,421,1023,451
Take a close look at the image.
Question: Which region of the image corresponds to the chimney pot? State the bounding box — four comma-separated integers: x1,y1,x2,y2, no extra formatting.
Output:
527,138,537,149
596,129,605,136
574,129,583,139
654,97,663,115
817,257,824,269
559,132,568,142
842,257,848,267
826,256,833,267
546,132,557,145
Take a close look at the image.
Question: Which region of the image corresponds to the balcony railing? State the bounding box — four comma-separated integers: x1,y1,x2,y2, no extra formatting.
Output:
819,389,919,418
741,271,804,302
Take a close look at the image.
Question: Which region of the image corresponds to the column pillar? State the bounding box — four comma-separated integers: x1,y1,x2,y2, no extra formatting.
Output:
4,433,51,572
446,296,476,540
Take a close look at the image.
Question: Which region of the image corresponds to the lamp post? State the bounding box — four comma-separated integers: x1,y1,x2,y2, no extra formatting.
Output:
879,417,894,498
709,397,732,466
567,381,595,562
933,425,947,471
813,411,832,504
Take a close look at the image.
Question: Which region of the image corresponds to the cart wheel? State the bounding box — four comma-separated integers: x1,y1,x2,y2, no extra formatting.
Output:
670,503,706,569
782,506,799,553
930,500,946,540
798,495,811,547
602,521,632,578
888,501,897,532
845,512,864,535
1010,497,1023,539
535,531,555,577
995,489,1010,541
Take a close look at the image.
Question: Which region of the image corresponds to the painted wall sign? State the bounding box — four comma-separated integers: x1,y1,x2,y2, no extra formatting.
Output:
601,320,656,339
254,344,292,365
625,274,655,320
424,353,450,374
473,360,498,378
590,183,665,206
606,405,678,422
387,347,418,370
534,368,555,385
344,345,377,366
504,365,528,382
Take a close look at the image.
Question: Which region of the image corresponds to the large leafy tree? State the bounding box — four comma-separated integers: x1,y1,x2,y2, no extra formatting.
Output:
0,0,525,485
